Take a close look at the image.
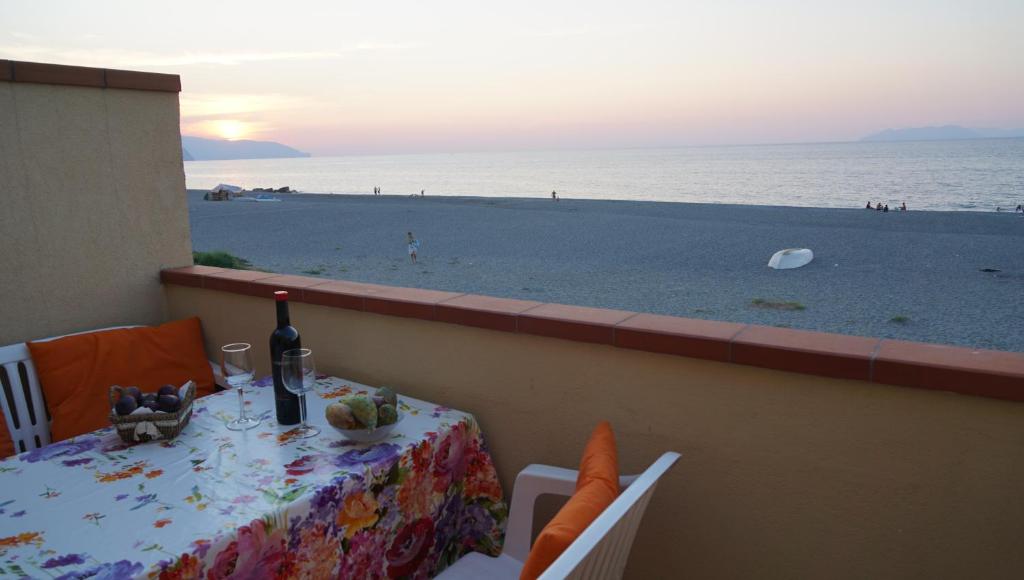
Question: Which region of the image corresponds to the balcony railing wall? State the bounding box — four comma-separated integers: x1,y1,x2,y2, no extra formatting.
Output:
166,280,1024,579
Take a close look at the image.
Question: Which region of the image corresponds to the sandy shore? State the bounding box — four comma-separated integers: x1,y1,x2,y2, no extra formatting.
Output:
188,191,1024,352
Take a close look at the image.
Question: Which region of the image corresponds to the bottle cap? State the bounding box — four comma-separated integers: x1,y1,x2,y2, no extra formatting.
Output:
274,290,289,301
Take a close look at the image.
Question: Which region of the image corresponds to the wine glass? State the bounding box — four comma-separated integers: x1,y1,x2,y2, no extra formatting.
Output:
221,343,261,431
281,348,320,438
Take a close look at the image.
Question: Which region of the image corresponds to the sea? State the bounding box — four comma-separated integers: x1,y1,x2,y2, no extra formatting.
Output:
184,138,1024,211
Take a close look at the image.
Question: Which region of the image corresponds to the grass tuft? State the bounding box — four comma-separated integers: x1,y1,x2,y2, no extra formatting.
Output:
889,315,910,324
192,251,251,270
301,267,326,275
751,298,806,311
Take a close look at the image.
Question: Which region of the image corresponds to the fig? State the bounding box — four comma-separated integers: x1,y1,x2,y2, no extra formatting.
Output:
377,404,398,426
157,385,177,397
141,395,160,412
344,395,377,429
325,402,358,429
157,394,180,413
376,387,398,407
372,395,386,409
115,395,138,416
125,386,142,400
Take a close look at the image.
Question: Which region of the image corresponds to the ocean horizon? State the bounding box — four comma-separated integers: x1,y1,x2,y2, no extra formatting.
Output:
185,138,1024,212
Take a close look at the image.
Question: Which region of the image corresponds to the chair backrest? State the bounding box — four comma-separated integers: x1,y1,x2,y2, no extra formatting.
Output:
539,451,681,580
0,326,140,454
0,342,51,453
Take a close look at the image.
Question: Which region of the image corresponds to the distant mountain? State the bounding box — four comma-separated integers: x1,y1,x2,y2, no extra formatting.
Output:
181,136,310,160
861,125,1024,142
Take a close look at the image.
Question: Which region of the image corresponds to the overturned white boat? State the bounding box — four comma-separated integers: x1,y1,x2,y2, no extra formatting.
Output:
235,194,281,202
768,248,813,269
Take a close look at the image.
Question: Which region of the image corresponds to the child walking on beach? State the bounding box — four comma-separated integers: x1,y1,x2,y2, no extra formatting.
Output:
407,232,420,263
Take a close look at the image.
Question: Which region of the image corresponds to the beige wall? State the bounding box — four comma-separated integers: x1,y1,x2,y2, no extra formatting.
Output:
0,82,191,345
168,285,1024,580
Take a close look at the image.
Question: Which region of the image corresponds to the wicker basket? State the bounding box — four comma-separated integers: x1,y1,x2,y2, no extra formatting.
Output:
108,381,196,444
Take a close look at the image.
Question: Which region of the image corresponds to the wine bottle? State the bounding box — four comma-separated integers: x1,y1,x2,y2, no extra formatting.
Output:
270,290,302,425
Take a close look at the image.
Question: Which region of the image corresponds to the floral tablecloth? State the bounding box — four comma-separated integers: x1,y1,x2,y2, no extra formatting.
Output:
0,376,506,579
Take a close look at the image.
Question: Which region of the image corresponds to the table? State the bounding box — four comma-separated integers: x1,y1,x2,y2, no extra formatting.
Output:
0,376,506,579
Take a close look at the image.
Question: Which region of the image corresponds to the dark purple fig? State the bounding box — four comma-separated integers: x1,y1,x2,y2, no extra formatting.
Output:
115,395,138,416
141,396,160,412
372,395,386,409
157,394,180,413
158,385,177,397
125,386,142,400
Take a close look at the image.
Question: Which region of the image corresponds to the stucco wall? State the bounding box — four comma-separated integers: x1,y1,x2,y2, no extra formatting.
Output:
167,284,1024,579
0,82,191,344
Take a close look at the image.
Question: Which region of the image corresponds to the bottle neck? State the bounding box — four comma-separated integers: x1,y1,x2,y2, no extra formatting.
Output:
276,300,290,328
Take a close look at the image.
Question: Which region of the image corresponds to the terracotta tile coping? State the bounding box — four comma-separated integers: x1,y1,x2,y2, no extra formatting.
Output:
161,267,1024,403
1,60,180,92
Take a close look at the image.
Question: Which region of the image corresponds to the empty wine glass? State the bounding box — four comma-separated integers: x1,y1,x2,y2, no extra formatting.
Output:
281,348,320,438
221,343,261,431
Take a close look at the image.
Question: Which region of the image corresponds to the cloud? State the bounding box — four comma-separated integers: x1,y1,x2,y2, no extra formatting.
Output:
351,42,420,51
0,43,416,69
179,92,327,139
521,25,594,38
182,118,272,140
181,93,317,118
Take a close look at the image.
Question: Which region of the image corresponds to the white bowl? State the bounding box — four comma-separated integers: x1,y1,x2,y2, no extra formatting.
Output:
330,412,404,442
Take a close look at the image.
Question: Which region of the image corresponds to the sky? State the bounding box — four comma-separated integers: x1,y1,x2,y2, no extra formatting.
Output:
2,0,1023,155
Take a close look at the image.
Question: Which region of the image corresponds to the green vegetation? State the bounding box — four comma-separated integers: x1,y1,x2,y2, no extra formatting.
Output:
751,298,806,311
192,251,251,270
301,267,326,275
889,315,910,324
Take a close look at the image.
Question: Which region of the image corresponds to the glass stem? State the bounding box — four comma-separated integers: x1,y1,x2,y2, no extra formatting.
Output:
298,393,307,428
237,386,246,420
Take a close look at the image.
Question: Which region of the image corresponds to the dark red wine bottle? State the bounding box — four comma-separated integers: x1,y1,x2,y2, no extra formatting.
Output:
270,290,302,425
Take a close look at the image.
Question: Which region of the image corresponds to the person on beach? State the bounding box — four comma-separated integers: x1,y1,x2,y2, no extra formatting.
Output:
421,189,425,196
883,204,889,212
1016,204,1022,213
901,202,907,211
876,203,883,211
552,191,558,201
866,201,872,209
407,232,420,263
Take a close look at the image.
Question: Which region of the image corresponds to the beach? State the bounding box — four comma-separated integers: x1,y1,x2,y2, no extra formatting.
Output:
188,191,1024,352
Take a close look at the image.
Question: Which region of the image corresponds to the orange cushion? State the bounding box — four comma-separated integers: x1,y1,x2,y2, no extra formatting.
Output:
27,318,215,442
576,421,619,495
520,422,620,580
0,415,14,459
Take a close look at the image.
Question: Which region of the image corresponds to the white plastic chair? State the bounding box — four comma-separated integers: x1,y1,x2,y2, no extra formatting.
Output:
439,451,680,580
0,341,51,453
1,326,225,455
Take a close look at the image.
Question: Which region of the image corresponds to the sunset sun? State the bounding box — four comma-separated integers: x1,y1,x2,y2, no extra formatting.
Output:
213,120,248,141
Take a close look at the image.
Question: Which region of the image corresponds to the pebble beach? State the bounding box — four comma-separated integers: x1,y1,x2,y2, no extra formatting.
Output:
188,191,1024,352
